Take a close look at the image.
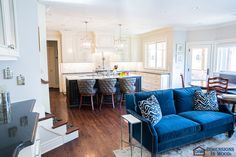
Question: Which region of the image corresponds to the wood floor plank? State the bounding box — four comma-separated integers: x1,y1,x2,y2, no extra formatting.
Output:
42,89,128,157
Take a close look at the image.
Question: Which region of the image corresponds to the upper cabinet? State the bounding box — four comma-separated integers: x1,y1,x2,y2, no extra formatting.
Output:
0,0,19,60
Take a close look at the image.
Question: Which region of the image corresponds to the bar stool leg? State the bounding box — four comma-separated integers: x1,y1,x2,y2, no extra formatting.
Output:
96,94,99,106
100,94,104,110
119,93,123,110
91,95,94,111
112,94,115,108
79,95,83,109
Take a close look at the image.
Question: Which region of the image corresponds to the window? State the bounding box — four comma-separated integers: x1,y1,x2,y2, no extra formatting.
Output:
145,42,167,69
215,45,236,72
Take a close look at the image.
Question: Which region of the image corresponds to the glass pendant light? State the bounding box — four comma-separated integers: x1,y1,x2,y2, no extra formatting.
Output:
114,24,125,51
81,21,92,49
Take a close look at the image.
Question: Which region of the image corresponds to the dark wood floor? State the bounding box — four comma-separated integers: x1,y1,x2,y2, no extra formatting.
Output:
42,89,128,157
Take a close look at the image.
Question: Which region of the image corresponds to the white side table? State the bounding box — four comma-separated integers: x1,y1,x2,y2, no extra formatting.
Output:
120,114,143,157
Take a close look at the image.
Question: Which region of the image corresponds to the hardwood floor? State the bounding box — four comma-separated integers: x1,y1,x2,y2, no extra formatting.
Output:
42,89,128,157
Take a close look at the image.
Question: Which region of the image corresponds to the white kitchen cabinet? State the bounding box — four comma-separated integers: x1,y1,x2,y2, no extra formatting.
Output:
0,0,19,60
131,72,170,91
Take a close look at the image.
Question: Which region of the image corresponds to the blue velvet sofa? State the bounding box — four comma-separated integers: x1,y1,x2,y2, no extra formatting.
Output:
126,87,234,157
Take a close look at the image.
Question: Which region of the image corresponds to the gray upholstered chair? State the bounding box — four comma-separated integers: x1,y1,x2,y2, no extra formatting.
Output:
77,79,97,111
118,77,136,109
98,78,117,110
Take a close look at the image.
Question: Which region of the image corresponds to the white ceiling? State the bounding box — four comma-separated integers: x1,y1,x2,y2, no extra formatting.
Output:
41,0,236,35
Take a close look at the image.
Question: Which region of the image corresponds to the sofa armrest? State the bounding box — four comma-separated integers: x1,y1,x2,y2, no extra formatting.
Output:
127,109,158,154
218,104,233,115
127,109,158,137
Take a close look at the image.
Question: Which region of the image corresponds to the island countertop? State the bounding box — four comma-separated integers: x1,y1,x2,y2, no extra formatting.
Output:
66,75,142,107
0,99,39,157
66,74,142,80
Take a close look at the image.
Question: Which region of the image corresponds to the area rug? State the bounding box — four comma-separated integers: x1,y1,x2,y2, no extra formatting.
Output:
113,132,236,157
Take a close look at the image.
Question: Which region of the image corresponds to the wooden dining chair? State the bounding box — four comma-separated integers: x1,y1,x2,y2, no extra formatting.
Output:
207,77,229,95
180,73,185,88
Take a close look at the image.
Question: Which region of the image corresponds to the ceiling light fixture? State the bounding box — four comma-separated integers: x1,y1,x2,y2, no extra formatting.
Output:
114,24,125,51
81,21,92,49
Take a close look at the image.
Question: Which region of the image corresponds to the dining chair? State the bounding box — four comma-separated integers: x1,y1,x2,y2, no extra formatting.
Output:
77,79,97,111
180,73,185,88
118,77,136,110
98,78,117,110
207,77,229,95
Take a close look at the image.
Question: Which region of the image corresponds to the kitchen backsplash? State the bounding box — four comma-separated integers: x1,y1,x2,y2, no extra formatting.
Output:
60,62,144,74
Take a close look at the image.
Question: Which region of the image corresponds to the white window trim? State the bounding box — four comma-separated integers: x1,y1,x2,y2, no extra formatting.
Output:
214,42,236,73
144,41,167,70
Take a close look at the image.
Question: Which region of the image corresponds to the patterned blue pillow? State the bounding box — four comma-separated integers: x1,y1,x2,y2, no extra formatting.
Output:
193,90,219,111
138,95,162,126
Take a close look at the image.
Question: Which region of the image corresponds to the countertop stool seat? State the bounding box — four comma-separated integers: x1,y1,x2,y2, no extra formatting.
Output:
98,78,117,110
119,77,136,110
77,79,97,111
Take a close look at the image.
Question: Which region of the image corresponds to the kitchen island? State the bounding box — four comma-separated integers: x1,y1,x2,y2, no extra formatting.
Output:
66,74,142,107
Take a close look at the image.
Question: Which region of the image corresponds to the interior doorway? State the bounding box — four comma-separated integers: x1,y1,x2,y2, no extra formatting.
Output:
47,40,59,88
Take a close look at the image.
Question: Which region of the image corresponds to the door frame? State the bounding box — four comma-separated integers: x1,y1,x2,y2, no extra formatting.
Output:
185,42,214,84
47,31,63,92
47,40,60,88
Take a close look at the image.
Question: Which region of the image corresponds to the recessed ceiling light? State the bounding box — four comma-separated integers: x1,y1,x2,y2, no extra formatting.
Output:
193,6,200,11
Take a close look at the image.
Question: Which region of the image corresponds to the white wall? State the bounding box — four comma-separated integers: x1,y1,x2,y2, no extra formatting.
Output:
38,3,50,112
171,31,187,88
187,24,236,42
0,0,44,115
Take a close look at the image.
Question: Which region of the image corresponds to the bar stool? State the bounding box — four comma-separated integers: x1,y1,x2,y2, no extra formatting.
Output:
77,79,97,111
119,77,136,109
98,78,117,110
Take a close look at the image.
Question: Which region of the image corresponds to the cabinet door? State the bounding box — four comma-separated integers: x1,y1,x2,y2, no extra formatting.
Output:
0,0,5,46
8,0,17,49
0,0,19,59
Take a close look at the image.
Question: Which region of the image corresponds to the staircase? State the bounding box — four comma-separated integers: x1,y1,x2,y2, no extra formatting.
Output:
38,113,79,154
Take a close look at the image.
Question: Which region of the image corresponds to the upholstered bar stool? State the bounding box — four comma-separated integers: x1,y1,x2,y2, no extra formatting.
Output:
77,79,97,111
118,77,136,109
98,78,117,110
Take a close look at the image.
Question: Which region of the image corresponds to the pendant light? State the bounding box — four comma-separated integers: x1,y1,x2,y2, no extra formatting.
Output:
114,24,125,51
81,21,92,49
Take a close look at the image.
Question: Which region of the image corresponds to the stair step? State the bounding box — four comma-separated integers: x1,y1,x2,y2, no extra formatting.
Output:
52,120,68,129
39,113,55,122
66,126,79,135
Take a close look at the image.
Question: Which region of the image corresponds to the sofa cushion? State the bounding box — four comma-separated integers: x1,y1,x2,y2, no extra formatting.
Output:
134,89,176,116
193,91,219,111
173,87,201,113
179,111,233,131
138,95,162,126
154,114,201,143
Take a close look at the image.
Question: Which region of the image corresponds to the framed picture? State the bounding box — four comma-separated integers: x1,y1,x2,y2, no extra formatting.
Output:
176,43,184,52
175,43,185,63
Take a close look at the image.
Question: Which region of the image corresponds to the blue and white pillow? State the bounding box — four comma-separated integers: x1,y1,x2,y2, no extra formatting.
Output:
193,90,219,111
138,95,162,126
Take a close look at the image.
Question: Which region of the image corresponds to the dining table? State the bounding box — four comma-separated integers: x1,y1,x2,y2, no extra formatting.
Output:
190,80,236,90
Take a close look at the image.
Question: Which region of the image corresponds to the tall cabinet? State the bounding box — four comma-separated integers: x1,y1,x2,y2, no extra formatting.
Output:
0,0,19,60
